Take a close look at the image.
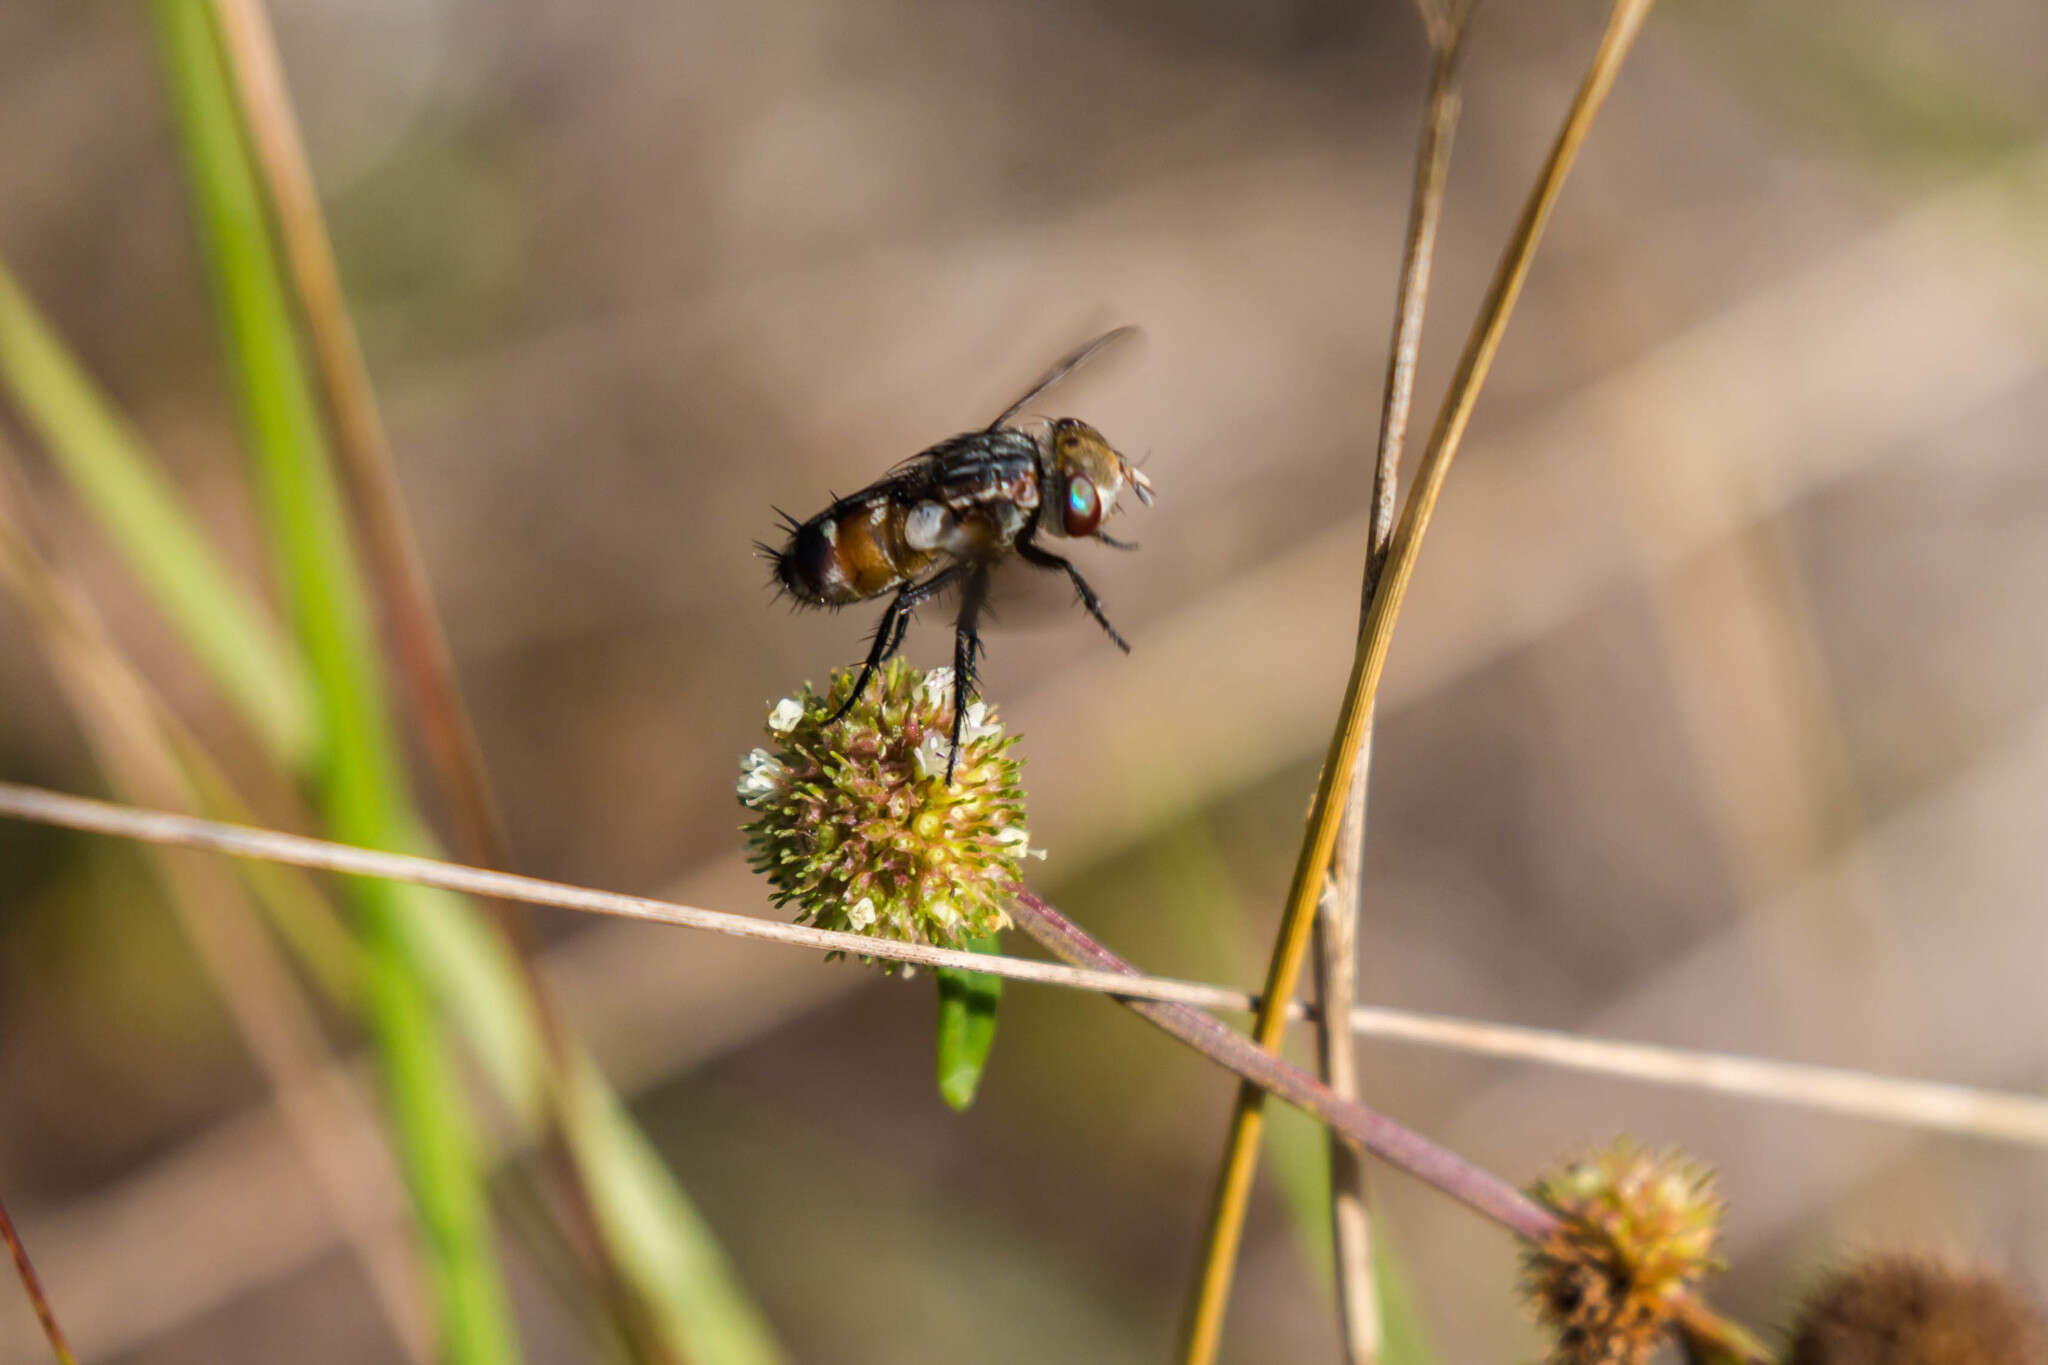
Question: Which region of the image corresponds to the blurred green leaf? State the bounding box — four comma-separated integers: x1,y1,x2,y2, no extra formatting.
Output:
396,877,785,1365
148,4,786,1360
934,932,1004,1111
1267,1099,1438,1364
1679,1,2030,177
151,3,520,1359
0,260,316,769
1266,1098,1336,1289
577,1068,787,1365
1370,1216,1438,1365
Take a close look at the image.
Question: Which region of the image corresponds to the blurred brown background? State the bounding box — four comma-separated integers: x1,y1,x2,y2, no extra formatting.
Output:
5,0,2048,1360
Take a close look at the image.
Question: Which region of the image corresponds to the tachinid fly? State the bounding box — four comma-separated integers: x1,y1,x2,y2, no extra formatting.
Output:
766,326,1152,782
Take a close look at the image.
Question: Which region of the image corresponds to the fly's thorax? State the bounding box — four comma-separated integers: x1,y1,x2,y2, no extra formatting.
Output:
923,427,1041,557
1039,417,1151,539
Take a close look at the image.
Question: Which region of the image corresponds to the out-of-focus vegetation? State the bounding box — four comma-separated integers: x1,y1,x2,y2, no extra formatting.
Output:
4,1,2048,1361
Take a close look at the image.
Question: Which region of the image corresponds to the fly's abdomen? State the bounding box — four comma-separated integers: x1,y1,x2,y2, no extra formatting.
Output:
776,495,935,606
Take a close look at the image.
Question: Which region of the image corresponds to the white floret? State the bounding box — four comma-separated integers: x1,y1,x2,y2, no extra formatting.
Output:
959,700,1001,744
735,747,788,805
918,666,956,710
912,730,955,780
994,823,1047,861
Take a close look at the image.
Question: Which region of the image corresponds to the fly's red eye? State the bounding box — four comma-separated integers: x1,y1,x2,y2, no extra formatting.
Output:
1063,475,1102,536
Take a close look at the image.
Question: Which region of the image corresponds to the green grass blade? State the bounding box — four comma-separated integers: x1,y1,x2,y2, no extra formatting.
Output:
1368,1217,1438,1365
357,894,524,1365
1266,1098,1337,1292
0,260,315,768
934,933,1004,1111
577,1068,787,1365
152,6,784,1360
399,879,783,1365
150,4,521,1360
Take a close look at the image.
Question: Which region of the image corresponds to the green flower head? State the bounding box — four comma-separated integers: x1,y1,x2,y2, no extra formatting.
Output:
739,659,1037,958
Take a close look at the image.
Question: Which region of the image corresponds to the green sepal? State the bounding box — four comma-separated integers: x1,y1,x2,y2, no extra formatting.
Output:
934,932,1004,1111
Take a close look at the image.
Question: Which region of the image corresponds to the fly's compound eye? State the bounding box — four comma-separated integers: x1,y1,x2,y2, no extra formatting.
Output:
1063,475,1102,537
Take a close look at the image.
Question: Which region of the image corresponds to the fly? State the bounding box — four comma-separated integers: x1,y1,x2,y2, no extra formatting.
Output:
765,326,1153,782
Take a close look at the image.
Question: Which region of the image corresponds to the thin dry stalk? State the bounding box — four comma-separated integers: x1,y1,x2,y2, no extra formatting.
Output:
1181,4,1659,1360
0,779,1290,994
1313,12,1471,1358
1313,782,1378,1353
5,779,2048,1149
1411,0,1466,52
0,776,1557,1235
0,787,1922,1357
201,3,661,1352
1344,1005,2048,1144
0,1193,75,1365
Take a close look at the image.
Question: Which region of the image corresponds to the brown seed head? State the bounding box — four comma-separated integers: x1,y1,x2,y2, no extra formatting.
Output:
1789,1255,2048,1365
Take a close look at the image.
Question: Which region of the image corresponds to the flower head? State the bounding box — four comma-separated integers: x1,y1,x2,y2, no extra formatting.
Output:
739,660,1031,957
1521,1141,1724,1365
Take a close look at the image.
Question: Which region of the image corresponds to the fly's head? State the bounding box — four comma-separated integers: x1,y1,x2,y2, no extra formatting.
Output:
1040,417,1153,540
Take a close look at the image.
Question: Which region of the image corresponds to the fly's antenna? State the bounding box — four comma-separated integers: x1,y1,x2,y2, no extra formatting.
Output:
986,325,1140,430
1125,449,1156,505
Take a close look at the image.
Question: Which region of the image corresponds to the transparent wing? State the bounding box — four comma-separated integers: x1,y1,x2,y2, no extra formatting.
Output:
985,325,1140,430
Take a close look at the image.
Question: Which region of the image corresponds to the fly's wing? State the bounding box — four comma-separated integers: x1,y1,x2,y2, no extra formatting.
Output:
985,325,1140,430
850,429,1006,520
818,326,1138,511
873,432,965,493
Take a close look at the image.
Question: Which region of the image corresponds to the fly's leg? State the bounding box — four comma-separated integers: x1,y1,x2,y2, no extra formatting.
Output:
881,566,962,657
823,595,904,725
1016,538,1131,653
945,564,991,785
824,568,961,724
1095,533,1140,551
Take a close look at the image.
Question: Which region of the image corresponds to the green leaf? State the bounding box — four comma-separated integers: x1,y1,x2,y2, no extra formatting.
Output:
147,6,786,1361
1267,1101,1439,1364
149,4,520,1359
935,933,1004,1111
395,877,785,1365
1371,1215,1439,1365
0,260,316,769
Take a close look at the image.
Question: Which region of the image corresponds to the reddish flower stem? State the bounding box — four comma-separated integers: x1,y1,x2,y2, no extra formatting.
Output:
1,1190,77,1365
1007,885,1559,1242
1009,888,1774,1363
